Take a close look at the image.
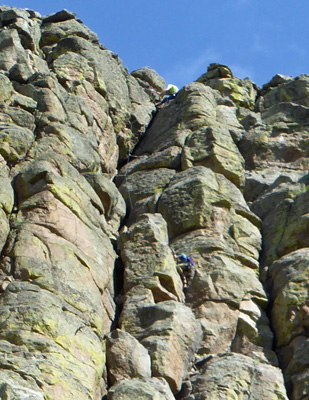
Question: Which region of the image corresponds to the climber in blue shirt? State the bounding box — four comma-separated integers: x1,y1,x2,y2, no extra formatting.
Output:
173,251,196,288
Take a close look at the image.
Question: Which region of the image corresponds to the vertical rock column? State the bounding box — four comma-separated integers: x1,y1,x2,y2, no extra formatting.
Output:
115,71,288,399
240,74,309,400
0,6,155,399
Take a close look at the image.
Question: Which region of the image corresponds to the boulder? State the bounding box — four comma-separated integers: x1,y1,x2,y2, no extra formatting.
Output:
197,63,258,109
14,70,119,175
118,213,184,302
42,9,77,23
131,66,166,92
0,28,36,82
0,105,36,131
41,16,98,46
1,132,127,396
239,75,309,173
0,72,13,103
216,103,245,142
27,122,103,174
0,7,41,52
0,123,32,163
15,74,67,124
107,377,175,400
261,73,293,93
191,353,288,399
106,329,151,385
181,125,245,188
258,74,309,109
231,305,277,365
120,291,202,393
116,146,182,186
188,252,267,357
119,168,176,220
0,370,44,400
157,166,250,239
285,338,309,400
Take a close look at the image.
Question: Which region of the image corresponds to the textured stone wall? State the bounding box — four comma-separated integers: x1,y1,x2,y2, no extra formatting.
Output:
0,7,308,400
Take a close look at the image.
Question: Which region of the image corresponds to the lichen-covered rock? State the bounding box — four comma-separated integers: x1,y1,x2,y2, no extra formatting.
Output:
252,176,308,266
217,103,245,142
0,155,14,253
135,81,245,188
0,6,41,52
107,377,175,400
239,75,309,173
116,146,182,186
0,152,118,399
83,172,126,236
170,227,269,361
43,30,155,161
157,166,250,239
118,213,184,302
0,123,34,163
0,6,159,397
269,249,309,398
258,73,309,109
270,249,309,347
0,282,105,400
115,65,287,398
0,28,37,82
197,63,258,109
119,168,176,221
244,74,309,400
135,82,218,155
0,370,45,400
0,72,13,103
231,303,277,365
41,13,99,46
191,353,288,399
120,292,202,393
181,125,245,188
0,5,308,400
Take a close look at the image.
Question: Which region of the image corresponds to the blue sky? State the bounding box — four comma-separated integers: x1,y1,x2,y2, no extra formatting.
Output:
3,1,309,89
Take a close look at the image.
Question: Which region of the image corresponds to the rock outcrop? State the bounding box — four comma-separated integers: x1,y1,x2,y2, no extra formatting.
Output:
0,7,307,400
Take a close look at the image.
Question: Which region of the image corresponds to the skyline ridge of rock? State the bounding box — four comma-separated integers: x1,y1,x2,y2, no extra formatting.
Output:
0,6,308,400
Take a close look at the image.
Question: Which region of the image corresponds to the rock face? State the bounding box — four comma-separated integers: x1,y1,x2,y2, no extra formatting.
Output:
0,7,307,400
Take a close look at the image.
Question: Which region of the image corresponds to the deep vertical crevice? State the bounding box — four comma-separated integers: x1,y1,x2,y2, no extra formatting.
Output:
110,255,125,331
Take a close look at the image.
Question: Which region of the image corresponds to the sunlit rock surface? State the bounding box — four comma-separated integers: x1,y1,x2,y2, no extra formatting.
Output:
0,6,308,400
